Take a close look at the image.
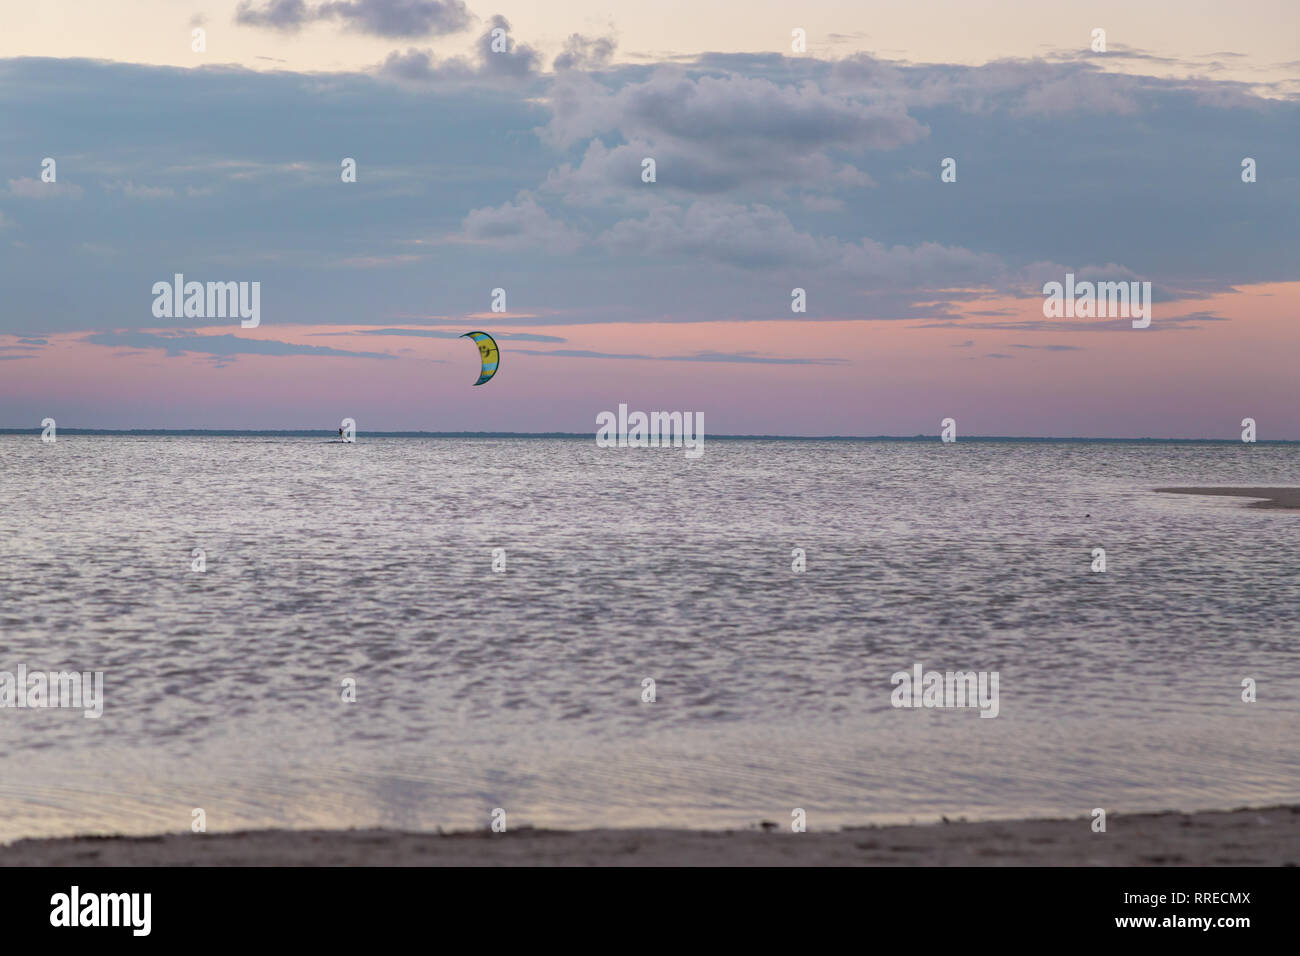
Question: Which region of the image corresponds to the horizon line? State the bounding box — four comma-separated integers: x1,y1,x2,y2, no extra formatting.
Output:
2,428,1296,444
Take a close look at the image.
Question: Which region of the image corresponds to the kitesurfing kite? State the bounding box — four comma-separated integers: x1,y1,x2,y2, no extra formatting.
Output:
462,331,499,386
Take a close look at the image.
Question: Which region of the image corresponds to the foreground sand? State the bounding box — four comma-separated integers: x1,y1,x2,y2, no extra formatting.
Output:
1156,487,1300,510
4,805,1296,866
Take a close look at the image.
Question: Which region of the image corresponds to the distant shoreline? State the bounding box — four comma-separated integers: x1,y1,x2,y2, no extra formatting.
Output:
4,429,1300,443
4,805,1296,866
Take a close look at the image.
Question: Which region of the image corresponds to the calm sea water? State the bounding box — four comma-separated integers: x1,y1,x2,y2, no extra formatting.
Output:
1,435,1298,840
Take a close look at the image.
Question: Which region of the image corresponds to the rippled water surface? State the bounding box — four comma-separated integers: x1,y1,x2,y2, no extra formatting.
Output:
2,436,1298,839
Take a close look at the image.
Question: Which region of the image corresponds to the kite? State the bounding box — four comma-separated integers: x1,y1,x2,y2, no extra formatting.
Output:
462,331,499,386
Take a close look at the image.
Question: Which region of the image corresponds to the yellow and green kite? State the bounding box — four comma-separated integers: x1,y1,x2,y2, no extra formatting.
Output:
462,331,499,386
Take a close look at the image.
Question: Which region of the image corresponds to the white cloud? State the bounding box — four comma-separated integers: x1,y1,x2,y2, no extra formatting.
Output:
601,199,1003,285
236,0,473,38
538,69,921,200
457,194,584,252
553,33,617,72
376,15,541,86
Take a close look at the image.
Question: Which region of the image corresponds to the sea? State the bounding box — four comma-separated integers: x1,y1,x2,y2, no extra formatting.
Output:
1,434,1298,840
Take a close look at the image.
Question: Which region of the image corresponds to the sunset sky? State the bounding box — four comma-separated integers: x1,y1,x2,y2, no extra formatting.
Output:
1,0,1298,436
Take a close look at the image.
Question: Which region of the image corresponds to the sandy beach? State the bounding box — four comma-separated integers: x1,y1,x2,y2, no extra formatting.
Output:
1156,487,1300,510
4,805,1296,866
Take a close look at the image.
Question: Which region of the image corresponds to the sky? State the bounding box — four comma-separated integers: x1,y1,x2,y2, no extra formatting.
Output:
1,0,1298,436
